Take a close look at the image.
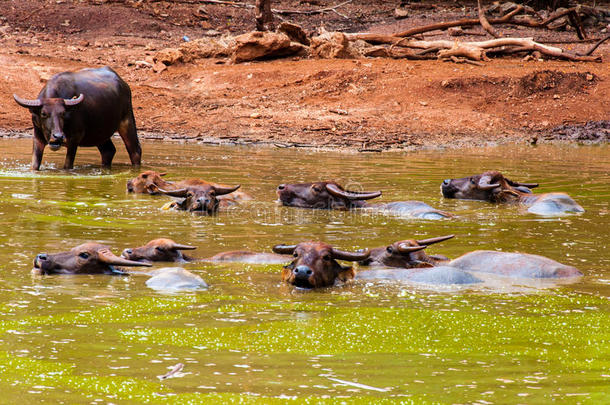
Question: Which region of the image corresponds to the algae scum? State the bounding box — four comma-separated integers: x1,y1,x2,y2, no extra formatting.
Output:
0,139,608,403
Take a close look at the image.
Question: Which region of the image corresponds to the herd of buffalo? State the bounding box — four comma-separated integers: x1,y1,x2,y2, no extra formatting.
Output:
17,67,585,289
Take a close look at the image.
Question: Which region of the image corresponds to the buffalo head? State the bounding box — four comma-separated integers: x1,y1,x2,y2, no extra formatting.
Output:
127,170,169,194
33,242,151,275
276,181,381,210
272,241,369,288
362,235,454,268
159,184,240,214
14,94,84,151
441,171,538,203
122,238,196,263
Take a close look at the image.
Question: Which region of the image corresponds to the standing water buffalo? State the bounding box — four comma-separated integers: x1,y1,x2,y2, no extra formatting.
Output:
33,243,151,275
277,181,451,219
122,239,197,263
14,66,142,170
360,235,454,268
441,171,584,215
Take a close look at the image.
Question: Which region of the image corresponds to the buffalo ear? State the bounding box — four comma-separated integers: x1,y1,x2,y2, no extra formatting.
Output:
159,172,168,176
336,266,356,282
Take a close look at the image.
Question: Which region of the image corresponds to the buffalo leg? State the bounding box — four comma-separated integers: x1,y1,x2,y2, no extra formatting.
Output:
31,132,45,171
97,139,116,167
118,113,142,166
63,144,78,170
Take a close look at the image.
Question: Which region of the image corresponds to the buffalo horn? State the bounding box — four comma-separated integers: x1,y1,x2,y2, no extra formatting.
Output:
325,183,382,201
170,242,197,251
331,248,370,261
98,248,152,267
507,179,539,189
64,93,84,106
478,176,500,190
415,234,455,246
272,244,297,254
158,187,189,197
13,94,42,108
213,185,241,195
397,244,427,253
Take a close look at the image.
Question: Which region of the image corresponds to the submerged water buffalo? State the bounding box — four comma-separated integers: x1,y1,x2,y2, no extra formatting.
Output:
14,67,142,170
159,183,242,214
206,251,290,264
441,171,584,215
273,241,369,288
360,235,454,268
33,243,151,275
126,171,252,201
122,239,197,263
277,181,451,219
447,251,583,278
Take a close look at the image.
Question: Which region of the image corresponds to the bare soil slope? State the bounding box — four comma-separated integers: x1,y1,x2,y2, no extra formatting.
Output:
1,0,608,150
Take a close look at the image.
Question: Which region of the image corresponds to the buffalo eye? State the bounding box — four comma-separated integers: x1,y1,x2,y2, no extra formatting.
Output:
311,185,323,193
293,252,298,257
41,112,49,118
209,191,216,197
470,177,476,184
386,246,393,254
78,252,90,259
155,246,165,252
186,192,194,198
141,174,148,179
323,254,331,261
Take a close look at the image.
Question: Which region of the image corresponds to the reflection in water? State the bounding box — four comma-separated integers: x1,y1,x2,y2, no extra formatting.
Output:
0,139,608,403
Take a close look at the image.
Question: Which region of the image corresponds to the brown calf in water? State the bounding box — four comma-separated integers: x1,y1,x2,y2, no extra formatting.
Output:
360,235,454,268
33,243,151,275
14,67,142,170
441,171,584,215
122,239,197,263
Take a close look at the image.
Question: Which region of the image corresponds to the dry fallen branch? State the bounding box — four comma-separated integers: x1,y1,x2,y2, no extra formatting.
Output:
477,0,499,38
198,0,352,17
579,34,610,56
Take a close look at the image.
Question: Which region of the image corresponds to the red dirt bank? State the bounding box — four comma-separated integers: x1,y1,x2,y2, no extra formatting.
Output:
0,0,608,150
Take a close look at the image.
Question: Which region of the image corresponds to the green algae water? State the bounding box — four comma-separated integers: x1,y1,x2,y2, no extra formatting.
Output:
0,138,608,404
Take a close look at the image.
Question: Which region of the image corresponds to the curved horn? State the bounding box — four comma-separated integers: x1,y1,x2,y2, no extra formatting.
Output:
98,248,152,267
272,244,297,254
158,187,189,197
213,184,241,196
478,176,500,191
325,183,382,201
170,242,197,251
415,234,455,246
13,94,42,108
331,248,370,261
397,244,427,254
64,94,84,106
506,178,539,189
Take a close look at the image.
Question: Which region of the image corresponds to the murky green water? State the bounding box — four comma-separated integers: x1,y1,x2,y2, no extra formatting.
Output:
0,138,608,404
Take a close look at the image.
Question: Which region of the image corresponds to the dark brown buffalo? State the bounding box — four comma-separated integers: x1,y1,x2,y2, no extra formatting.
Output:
33,243,151,275
277,181,451,218
441,171,584,215
14,67,142,170
360,235,454,268
277,181,381,210
126,170,252,201
121,239,197,263
158,183,241,214
272,241,370,288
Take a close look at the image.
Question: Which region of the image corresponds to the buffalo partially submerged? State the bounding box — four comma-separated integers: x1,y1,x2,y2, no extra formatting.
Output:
159,184,241,214
14,67,142,170
33,243,151,275
441,171,584,215
277,181,451,219
122,239,197,263
360,235,454,268
447,251,583,278
126,170,252,201
273,241,369,288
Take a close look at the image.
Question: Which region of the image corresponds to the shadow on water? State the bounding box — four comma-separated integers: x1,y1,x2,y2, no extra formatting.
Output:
0,138,608,403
